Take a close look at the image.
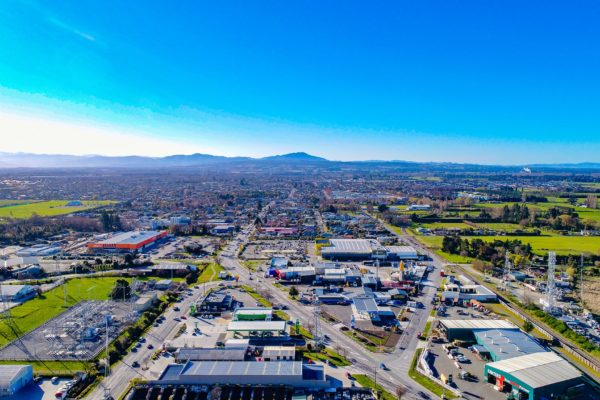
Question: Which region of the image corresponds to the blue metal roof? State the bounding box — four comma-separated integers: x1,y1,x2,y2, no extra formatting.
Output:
474,329,547,361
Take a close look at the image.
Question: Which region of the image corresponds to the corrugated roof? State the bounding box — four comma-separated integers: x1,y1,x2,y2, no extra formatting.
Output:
180,361,302,377
176,348,246,361
95,230,163,245
0,365,31,387
321,239,376,254
440,319,518,330
487,352,581,388
474,329,547,360
0,285,33,297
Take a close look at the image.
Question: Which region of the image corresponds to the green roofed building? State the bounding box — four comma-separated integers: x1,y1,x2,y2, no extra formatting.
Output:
233,307,273,321
484,352,583,400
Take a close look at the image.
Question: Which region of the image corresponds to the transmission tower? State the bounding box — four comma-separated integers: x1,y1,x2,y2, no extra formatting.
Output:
545,252,557,311
502,252,512,290
313,299,322,349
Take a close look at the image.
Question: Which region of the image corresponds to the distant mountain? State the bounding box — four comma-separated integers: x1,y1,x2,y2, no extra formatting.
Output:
0,151,328,168
260,152,328,162
0,151,598,170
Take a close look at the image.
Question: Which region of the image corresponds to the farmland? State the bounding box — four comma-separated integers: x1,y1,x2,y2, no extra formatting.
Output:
0,277,128,348
413,232,600,259
0,200,115,219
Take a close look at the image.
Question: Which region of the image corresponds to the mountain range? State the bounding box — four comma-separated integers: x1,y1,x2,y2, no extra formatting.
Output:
0,151,598,170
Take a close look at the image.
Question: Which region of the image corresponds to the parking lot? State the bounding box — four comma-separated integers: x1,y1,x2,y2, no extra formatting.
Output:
241,240,313,261
424,304,508,400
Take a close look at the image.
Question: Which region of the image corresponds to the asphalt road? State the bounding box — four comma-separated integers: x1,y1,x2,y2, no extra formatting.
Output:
86,281,221,400
88,214,446,399
218,224,446,400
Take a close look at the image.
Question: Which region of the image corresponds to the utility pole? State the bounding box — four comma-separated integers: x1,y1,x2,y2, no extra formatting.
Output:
580,254,584,306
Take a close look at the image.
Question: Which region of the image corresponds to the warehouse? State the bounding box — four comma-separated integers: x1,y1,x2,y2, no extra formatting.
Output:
0,365,33,396
321,239,383,261
0,284,36,302
385,245,418,260
484,352,582,400
441,284,497,303
86,230,168,252
473,329,547,361
175,348,247,362
156,361,326,388
275,266,315,283
438,319,518,341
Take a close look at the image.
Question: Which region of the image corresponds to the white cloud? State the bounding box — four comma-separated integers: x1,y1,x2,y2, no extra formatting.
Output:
0,110,215,156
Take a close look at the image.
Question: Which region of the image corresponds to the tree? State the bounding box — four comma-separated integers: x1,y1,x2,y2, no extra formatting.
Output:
395,385,408,399
523,320,534,333
377,204,389,213
289,286,299,298
110,279,131,300
565,266,576,281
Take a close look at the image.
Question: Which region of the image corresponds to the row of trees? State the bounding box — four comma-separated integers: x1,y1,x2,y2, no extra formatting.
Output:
442,236,533,264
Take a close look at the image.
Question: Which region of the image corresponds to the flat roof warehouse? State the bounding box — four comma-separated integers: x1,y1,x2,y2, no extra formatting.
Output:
87,230,168,250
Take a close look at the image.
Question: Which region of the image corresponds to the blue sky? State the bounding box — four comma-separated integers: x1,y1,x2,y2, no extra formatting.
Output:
1,1,599,163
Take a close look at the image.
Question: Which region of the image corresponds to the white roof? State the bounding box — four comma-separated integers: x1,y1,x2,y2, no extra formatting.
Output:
262,346,296,358
0,365,31,386
227,321,287,331
321,239,379,255
234,308,273,316
385,246,417,254
487,352,581,388
440,319,517,330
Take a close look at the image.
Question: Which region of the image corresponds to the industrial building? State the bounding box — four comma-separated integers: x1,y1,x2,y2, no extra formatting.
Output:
175,348,247,362
15,244,61,257
0,284,36,302
320,239,418,261
438,319,518,341
86,230,168,252
473,329,547,361
484,352,583,400
321,239,383,260
157,361,326,388
0,365,33,396
385,246,418,260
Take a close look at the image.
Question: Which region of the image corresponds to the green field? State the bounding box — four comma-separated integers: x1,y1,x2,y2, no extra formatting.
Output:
197,263,224,283
420,222,473,229
415,233,600,258
474,235,600,255
476,202,600,221
0,277,127,348
0,200,115,219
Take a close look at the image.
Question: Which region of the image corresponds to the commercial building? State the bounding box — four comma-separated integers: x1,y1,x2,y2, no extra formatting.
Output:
0,365,33,396
233,307,273,321
194,291,234,314
157,361,326,388
150,263,197,276
0,284,36,302
227,320,289,339
275,266,315,283
86,230,168,252
484,352,583,400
